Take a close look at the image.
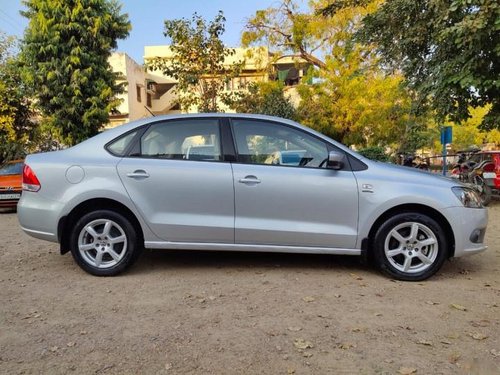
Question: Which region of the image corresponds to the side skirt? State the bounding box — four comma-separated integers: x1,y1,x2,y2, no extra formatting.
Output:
144,241,361,256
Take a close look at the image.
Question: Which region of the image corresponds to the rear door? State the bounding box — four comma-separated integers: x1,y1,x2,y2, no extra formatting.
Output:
230,118,359,249
117,118,234,243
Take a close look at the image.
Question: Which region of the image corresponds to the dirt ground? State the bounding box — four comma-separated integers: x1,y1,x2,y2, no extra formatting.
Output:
0,202,499,375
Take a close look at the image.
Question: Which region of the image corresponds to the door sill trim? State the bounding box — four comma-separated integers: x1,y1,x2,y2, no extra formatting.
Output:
144,241,361,255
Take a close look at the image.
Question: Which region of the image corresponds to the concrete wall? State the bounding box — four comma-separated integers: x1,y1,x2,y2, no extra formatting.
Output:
108,52,150,127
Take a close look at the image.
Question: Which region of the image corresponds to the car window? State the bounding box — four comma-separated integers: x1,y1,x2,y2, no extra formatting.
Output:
480,153,493,162
107,130,139,156
231,119,328,168
0,162,23,176
140,119,222,161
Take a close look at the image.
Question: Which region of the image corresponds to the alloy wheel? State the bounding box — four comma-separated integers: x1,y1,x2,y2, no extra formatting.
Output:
383,222,438,274
77,219,128,269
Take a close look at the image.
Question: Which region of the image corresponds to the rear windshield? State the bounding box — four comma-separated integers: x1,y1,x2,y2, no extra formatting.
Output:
0,162,23,176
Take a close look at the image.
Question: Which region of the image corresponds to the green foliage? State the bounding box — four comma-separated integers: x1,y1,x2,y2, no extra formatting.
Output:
357,0,500,130
21,0,130,145
242,1,427,149
146,11,242,113
229,82,297,120
397,119,438,155
319,0,370,16
438,106,500,152
0,33,37,162
357,146,388,161
242,0,328,69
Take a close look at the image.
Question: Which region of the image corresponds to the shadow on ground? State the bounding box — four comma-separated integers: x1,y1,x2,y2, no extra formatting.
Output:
131,249,370,274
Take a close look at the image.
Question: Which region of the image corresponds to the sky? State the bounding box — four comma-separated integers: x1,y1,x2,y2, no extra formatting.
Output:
0,0,286,63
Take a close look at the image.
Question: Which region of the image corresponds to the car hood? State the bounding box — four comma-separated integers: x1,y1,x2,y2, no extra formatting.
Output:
361,160,459,188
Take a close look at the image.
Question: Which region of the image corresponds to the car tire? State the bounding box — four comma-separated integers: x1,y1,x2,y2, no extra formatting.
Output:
69,210,142,276
372,212,448,281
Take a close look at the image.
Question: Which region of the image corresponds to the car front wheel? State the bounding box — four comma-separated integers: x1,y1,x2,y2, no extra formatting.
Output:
373,213,448,281
70,210,142,276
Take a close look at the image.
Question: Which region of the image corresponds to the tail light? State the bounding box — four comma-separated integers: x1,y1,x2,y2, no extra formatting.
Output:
483,162,495,173
22,164,41,192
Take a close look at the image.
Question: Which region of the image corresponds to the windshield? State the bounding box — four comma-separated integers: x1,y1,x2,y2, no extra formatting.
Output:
0,162,23,176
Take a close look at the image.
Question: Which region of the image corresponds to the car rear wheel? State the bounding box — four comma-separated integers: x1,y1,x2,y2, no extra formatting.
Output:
70,210,142,276
373,213,448,281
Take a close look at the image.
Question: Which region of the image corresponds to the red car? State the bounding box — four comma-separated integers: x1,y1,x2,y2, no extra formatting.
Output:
0,160,23,208
469,151,500,191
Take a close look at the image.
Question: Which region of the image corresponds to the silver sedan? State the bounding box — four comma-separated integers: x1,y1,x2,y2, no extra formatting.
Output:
18,114,488,280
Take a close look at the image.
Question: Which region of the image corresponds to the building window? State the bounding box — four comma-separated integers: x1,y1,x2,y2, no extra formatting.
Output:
136,84,142,102
146,93,152,107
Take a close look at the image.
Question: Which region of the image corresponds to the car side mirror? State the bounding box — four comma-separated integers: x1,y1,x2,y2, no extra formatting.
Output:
327,151,345,170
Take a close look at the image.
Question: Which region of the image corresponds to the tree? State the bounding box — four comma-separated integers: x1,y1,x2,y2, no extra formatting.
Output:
21,0,130,145
242,0,330,70
244,0,424,148
357,146,389,161
229,81,297,120
448,106,500,151
356,0,500,130
146,11,242,113
0,33,37,162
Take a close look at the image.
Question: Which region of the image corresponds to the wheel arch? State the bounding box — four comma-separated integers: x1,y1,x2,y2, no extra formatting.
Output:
365,203,456,257
58,198,144,254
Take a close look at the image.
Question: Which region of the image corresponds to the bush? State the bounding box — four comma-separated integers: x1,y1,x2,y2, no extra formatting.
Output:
357,146,389,162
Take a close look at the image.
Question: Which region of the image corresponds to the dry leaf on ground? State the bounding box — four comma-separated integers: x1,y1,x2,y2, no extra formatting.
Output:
448,352,461,364
349,273,363,280
293,338,313,350
469,332,489,340
450,303,467,311
416,339,433,346
398,367,417,374
338,343,356,350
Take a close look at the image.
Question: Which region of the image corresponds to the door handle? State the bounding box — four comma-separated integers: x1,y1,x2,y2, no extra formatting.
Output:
238,175,261,184
126,170,150,179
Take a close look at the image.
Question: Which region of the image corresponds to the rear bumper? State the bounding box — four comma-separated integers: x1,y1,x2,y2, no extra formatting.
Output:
17,192,63,243
442,206,488,257
0,191,21,208
0,199,19,208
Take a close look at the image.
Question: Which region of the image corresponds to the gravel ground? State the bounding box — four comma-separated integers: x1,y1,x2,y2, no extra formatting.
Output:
0,202,499,374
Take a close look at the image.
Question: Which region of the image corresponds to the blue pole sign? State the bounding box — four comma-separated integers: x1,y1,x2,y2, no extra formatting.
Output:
441,126,452,175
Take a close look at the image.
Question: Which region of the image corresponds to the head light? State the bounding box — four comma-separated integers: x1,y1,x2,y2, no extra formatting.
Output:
451,187,483,208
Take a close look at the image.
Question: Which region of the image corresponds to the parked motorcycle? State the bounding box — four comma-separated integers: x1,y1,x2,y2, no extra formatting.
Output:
402,155,430,171
451,159,492,206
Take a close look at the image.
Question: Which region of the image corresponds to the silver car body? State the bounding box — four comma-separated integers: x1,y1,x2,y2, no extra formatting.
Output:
18,114,487,259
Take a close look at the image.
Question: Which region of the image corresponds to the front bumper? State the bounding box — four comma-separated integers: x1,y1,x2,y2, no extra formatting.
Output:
442,206,488,257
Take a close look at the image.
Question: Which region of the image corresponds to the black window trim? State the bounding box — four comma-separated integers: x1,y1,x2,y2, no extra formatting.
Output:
227,116,354,171
104,127,148,157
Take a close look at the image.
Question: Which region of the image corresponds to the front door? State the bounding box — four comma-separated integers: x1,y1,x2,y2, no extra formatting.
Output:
230,118,359,249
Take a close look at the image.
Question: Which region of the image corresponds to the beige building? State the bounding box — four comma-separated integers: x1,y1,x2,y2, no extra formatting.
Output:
108,47,311,127
108,52,151,127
